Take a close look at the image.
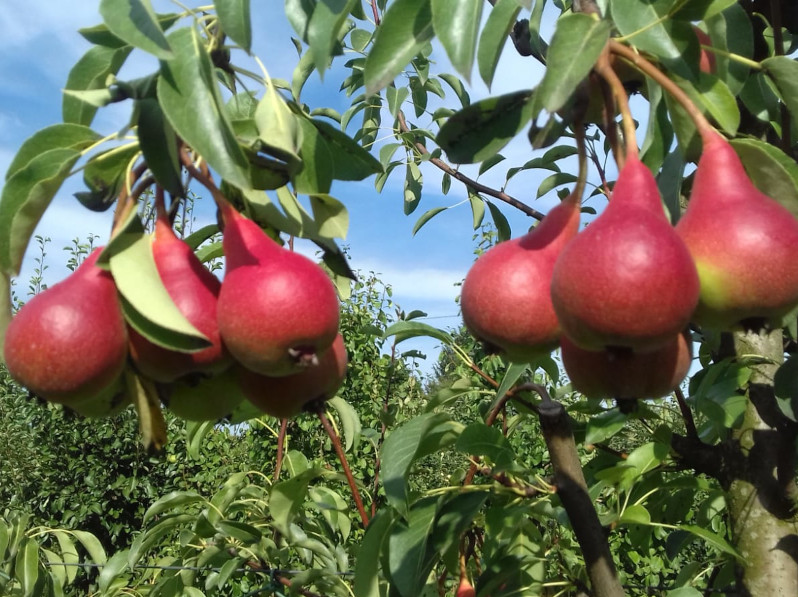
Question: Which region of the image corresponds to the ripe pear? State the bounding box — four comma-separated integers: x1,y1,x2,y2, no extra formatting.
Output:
561,330,692,400
217,202,340,376
3,248,128,404
455,578,476,597
129,211,229,382
239,333,348,419
550,156,700,351
676,131,798,329
693,27,717,74
460,192,580,362
159,367,246,422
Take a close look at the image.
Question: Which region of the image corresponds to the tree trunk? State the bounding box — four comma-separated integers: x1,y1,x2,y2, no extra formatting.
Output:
728,327,798,596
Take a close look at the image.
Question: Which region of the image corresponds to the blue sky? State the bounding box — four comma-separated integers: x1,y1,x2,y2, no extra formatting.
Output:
0,1,585,375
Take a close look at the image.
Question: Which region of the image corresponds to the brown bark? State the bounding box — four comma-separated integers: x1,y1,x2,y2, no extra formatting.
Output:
728,327,798,596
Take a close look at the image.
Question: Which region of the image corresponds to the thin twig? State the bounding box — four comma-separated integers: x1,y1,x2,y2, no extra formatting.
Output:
316,407,370,527
371,340,397,518
397,111,545,221
273,418,288,483
369,0,380,25
674,387,699,440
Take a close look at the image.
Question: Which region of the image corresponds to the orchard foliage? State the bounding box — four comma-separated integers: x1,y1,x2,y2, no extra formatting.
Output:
1,0,798,596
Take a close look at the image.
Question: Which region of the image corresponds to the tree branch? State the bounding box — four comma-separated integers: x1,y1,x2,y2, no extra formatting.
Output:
315,406,370,527
397,111,545,221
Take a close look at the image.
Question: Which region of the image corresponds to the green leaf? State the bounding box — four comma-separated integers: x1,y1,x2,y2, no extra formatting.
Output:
215,0,252,52
381,413,460,515
730,138,798,218
486,201,511,241
293,118,334,194
364,0,434,94
412,206,448,236
63,45,132,125
215,521,262,543
327,397,361,452
108,217,212,351
310,194,349,239
157,27,251,190
6,124,100,181
79,13,180,47
256,79,304,165
468,193,485,229
0,148,81,276
611,1,699,80
455,423,515,469
584,409,628,444
270,468,325,535
15,538,39,597
307,0,356,75
533,13,611,114
477,0,522,89
536,172,578,198
404,162,423,215
52,532,79,585
0,274,10,364
98,550,130,592
678,524,742,560
143,491,206,523
432,0,482,82
619,504,652,525
100,0,173,59
387,497,438,597
72,530,107,565
762,56,798,124
311,120,383,181
78,143,141,213
353,510,396,597
672,0,735,20
384,320,453,346
437,90,535,164
137,98,183,197
439,73,470,107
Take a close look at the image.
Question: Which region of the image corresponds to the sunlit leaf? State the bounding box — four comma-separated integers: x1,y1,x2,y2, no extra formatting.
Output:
100,0,172,59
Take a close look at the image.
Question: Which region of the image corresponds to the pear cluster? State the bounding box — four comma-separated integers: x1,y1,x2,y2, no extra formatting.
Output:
461,134,798,401
3,202,346,422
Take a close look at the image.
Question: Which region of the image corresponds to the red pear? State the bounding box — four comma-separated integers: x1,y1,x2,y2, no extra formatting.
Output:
676,131,798,329
550,156,700,351
460,192,580,362
239,333,347,418
217,202,340,376
455,578,476,597
561,330,692,400
3,248,128,404
693,27,717,75
129,211,229,382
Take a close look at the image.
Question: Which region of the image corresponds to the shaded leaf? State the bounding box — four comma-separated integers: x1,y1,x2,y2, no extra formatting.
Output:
215,0,252,52
100,0,173,59
437,90,535,164
157,27,251,190
364,0,433,94
533,13,611,114
137,98,183,197
63,45,132,126
0,148,81,276
432,0,482,82
477,0,522,89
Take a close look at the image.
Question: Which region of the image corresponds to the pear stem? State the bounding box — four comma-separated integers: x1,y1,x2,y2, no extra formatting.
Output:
595,47,638,164
273,418,288,483
608,40,715,139
316,406,370,528
179,148,230,210
154,186,168,221
573,120,589,202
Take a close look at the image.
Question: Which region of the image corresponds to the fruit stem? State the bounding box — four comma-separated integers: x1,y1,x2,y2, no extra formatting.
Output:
674,387,699,440
595,47,638,165
608,40,715,138
179,148,231,211
573,120,589,201
273,418,288,483
316,406,370,528
154,186,169,221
